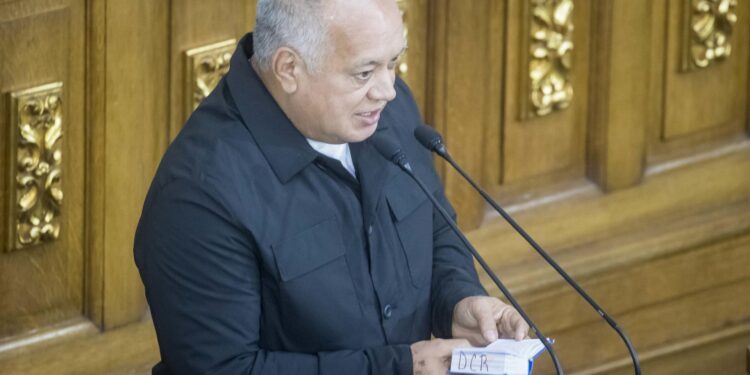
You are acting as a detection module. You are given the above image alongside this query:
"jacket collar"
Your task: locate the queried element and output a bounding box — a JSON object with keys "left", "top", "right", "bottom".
{"left": 226, "top": 33, "right": 317, "bottom": 183}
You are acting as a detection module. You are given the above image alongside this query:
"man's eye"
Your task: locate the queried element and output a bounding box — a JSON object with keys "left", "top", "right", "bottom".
{"left": 356, "top": 71, "right": 374, "bottom": 81}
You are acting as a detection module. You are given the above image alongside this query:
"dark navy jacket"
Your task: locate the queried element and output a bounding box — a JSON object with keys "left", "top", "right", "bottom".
{"left": 134, "top": 33, "right": 486, "bottom": 375}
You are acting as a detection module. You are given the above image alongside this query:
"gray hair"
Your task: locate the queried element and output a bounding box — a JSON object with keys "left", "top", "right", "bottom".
{"left": 253, "top": 0, "right": 330, "bottom": 72}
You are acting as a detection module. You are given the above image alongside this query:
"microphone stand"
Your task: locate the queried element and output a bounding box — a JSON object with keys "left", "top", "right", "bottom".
{"left": 373, "top": 140, "right": 565, "bottom": 375}
{"left": 426, "top": 137, "right": 641, "bottom": 375}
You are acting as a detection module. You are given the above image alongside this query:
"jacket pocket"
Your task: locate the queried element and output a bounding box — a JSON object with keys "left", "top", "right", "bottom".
{"left": 272, "top": 217, "right": 347, "bottom": 282}
{"left": 386, "top": 182, "right": 433, "bottom": 288}
{"left": 271, "top": 216, "right": 363, "bottom": 345}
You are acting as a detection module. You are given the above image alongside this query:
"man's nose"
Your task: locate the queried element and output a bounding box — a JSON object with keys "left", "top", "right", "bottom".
{"left": 368, "top": 69, "right": 397, "bottom": 102}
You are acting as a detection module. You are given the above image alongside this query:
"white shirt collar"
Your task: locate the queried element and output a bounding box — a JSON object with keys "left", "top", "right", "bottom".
{"left": 306, "top": 139, "right": 356, "bottom": 177}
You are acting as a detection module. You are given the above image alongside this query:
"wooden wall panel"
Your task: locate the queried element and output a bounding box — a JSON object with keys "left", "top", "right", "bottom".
{"left": 587, "top": 0, "right": 652, "bottom": 191}
{"left": 98, "top": 0, "right": 170, "bottom": 329}
{"left": 475, "top": 186, "right": 750, "bottom": 374}
{"left": 0, "top": 319, "right": 159, "bottom": 375}
{"left": 650, "top": 0, "right": 750, "bottom": 162}
{"left": 473, "top": 143, "right": 750, "bottom": 274}
{"left": 168, "top": 0, "right": 254, "bottom": 139}
{"left": 533, "top": 278, "right": 750, "bottom": 373}
{"left": 0, "top": 1, "right": 748, "bottom": 374}
{"left": 600, "top": 324, "right": 750, "bottom": 375}
{"left": 663, "top": 0, "right": 749, "bottom": 139}
{"left": 397, "top": 0, "right": 429, "bottom": 116}
{"left": 525, "top": 230, "right": 750, "bottom": 373}
{"left": 89, "top": 0, "right": 260, "bottom": 330}
{"left": 246, "top": 0, "right": 257, "bottom": 31}
{"left": 0, "top": 0, "right": 86, "bottom": 339}
{"left": 429, "top": 0, "right": 504, "bottom": 228}
{"left": 501, "top": 0, "right": 590, "bottom": 185}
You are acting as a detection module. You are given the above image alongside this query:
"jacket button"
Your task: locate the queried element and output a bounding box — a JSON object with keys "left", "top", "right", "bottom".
{"left": 383, "top": 304, "right": 393, "bottom": 319}
{"left": 368, "top": 225, "right": 373, "bottom": 235}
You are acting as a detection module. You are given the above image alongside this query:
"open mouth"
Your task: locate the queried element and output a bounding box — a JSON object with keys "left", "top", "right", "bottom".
{"left": 355, "top": 109, "right": 382, "bottom": 126}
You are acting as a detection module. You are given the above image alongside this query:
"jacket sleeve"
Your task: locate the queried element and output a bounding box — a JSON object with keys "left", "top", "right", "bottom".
{"left": 134, "top": 177, "right": 412, "bottom": 375}
{"left": 428, "top": 186, "right": 489, "bottom": 339}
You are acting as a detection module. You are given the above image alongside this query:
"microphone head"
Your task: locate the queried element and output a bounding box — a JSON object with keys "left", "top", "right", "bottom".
{"left": 369, "top": 132, "right": 403, "bottom": 162}
{"left": 369, "top": 132, "right": 411, "bottom": 170}
{"left": 414, "top": 125, "right": 446, "bottom": 155}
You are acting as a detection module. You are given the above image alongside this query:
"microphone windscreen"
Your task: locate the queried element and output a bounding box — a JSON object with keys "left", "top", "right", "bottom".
{"left": 414, "top": 125, "right": 443, "bottom": 151}
{"left": 369, "top": 132, "right": 403, "bottom": 162}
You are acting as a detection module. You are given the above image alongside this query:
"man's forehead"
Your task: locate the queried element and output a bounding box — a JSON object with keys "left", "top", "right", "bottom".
{"left": 325, "top": 0, "right": 405, "bottom": 63}
{"left": 326, "top": 0, "right": 403, "bottom": 35}
{"left": 325, "top": 0, "right": 399, "bottom": 13}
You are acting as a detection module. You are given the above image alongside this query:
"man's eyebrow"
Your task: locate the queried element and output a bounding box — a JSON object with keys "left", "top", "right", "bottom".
{"left": 354, "top": 46, "right": 408, "bottom": 68}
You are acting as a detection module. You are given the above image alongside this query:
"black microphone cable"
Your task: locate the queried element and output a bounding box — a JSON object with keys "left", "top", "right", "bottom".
{"left": 369, "top": 132, "right": 565, "bottom": 375}
{"left": 414, "top": 124, "right": 642, "bottom": 375}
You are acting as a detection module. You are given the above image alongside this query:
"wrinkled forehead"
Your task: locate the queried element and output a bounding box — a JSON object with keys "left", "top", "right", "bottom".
{"left": 325, "top": 0, "right": 406, "bottom": 64}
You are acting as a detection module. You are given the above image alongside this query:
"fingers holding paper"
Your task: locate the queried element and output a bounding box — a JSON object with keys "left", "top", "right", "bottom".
{"left": 451, "top": 296, "right": 530, "bottom": 346}
{"left": 411, "top": 338, "right": 472, "bottom": 375}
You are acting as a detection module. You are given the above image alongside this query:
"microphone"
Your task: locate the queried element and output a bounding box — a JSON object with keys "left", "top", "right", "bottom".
{"left": 414, "top": 125, "right": 642, "bottom": 375}
{"left": 369, "top": 132, "right": 565, "bottom": 375}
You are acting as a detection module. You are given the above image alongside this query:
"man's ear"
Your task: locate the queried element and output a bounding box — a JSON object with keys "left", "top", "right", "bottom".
{"left": 272, "top": 47, "right": 302, "bottom": 94}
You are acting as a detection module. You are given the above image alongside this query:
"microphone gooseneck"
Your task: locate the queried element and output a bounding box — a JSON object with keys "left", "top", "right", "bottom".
{"left": 413, "top": 125, "right": 642, "bottom": 375}
{"left": 369, "top": 132, "right": 565, "bottom": 375}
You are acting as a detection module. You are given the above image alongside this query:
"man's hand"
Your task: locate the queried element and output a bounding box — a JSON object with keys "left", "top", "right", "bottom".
{"left": 451, "top": 296, "right": 529, "bottom": 346}
{"left": 410, "top": 338, "right": 470, "bottom": 375}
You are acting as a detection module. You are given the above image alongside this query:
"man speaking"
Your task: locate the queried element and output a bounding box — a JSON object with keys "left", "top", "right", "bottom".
{"left": 134, "top": 0, "right": 528, "bottom": 374}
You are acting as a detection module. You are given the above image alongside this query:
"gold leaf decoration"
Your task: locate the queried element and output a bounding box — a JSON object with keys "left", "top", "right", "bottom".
{"left": 7, "top": 82, "right": 64, "bottom": 251}
{"left": 684, "top": 0, "right": 737, "bottom": 70}
{"left": 526, "top": 0, "right": 574, "bottom": 118}
{"left": 185, "top": 39, "right": 236, "bottom": 117}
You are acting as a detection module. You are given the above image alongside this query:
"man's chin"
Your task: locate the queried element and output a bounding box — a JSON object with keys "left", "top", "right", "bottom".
{"left": 347, "top": 126, "right": 379, "bottom": 144}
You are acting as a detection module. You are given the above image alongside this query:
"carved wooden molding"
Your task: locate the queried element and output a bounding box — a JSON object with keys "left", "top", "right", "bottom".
{"left": 185, "top": 39, "right": 236, "bottom": 116}
{"left": 7, "top": 82, "right": 64, "bottom": 251}
{"left": 682, "top": 0, "right": 738, "bottom": 71}
{"left": 521, "top": 0, "right": 574, "bottom": 119}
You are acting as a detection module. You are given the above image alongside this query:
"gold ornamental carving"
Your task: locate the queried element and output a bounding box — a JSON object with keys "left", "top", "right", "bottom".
{"left": 396, "top": 0, "right": 410, "bottom": 78}
{"left": 683, "top": 0, "right": 738, "bottom": 71}
{"left": 185, "top": 39, "right": 236, "bottom": 115}
{"left": 7, "top": 82, "right": 63, "bottom": 251}
{"left": 522, "top": 0, "right": 574, "bottom": 118}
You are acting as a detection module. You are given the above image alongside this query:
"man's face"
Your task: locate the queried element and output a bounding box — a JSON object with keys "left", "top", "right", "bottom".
{"left": 291, "top": 0, "right": 406, "bottom": 144}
